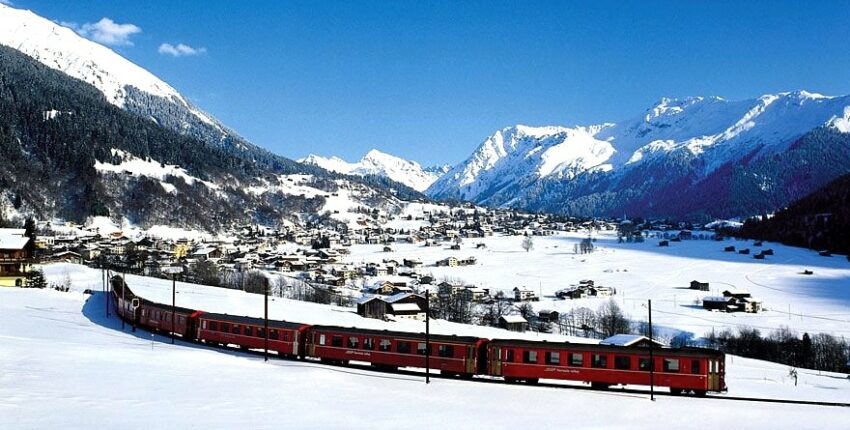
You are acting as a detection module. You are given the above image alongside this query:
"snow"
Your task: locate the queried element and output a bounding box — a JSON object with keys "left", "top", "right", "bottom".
{"left": 94, "top": 149, "right": 219, "bottom": 191}
{"left": 300, "top": 149, "right": 444, "bottom": 192}
{"left": 343, "top": 231, "right": 850, "bottom": 339}
{"left": 0, "top": 266, "right": 847, "bottom": 428}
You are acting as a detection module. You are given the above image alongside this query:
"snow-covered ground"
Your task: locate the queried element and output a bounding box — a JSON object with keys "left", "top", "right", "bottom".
{"left": 344, "top": 231, "right": 850, "bottom": 339}
{"left": 2, "top": 283, "right": 848, "bottom": 429}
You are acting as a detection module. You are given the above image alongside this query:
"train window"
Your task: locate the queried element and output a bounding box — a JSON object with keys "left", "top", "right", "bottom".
{"left": 591, "top": 354, "right": 607, "bottom": 368}
{"left": 283, "top": 331, "right": 290, "bottom": 341}
{"left": 269, "top": 329, "right": 279, "bottom": 340}
{"left": 438, "top": 344, "right": 454, "bottom": 358}
{"left": 232, "top": 325, "right": 241, "bottom": 335}
{"left": 639, "top": 358, "right": 653, "bottom": 371}
{"left": 244, "top": 326, "right": 254, "bottom": 337}
{"left": 202, "top": 321, "right": 208, "bottom": 330}
{"left": 397, "top": 341, "right": 411, "bottom": 354}
{"left": 691, "top": 360, "right": 701, "bottom": 374}
{"left": 318, "top": 334, "right": 326, "bottom": 345}
{"left": 348, "top": 337, "right": 359, "bottom": 348}
{"left": 523, "top": 350, "right": 538, "bottom": 364}
{"left": 257, "top": 328, "right": 265, "bottom": 338}
{"left": 363, "top": 338, "right": 375, "bottom": 350}
{"left": 379, "top": 339, "right": 391, "bottom": 351}
{"left": 178, "top": 316, "right": 185, "bottom": 324}
{"left": 506, "top": 350, "right": 515, "bottom": 362}
{"left": 614, "top": 356, "right": 631, "bottom": 370}
{"left": 331, "top": 335, "right": 343, "bottom": 347}
{"left": 545, "top": 351, "right": 560, "bottom": 365}
{"left": 569, "top": 353, "right": 583, "bottom": 367}
{"left": 417, "top": 343, "right": 431, "bottom": 355}
{"left": 663, "top": 358, "right": 679, "bottom": 372}
{"left": 221, "top": 323, "right": 230, "bottom": 332}
{"left": 209, "top": 321, "right": 218, "bottom": 331}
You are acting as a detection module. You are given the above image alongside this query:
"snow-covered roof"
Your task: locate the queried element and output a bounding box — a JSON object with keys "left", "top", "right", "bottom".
{"left": 390, "top": 303, "right": 421, "bottom": 313}
{"left": 0, "top": 235, "right": 29, "bottom": 250}
{"left": 500, "top": 315, "right": 527, "bottom": 324}
{"left": 600, "top": 334, "right": 662, "bottom": 347}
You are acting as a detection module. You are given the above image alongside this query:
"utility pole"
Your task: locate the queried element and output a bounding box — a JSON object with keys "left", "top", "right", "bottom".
{"left": 264, "top": 281, "right": 269, "bottom": 362}
{"left": 120, "top": 267, "right": 126, "bottom": 331}
{"left": 161, "top": 266, "right": 183, "bottom": 345}
{"left": 648, "top": 299, "right": 655, "bottom": 401}
{"left": 425, "top": 291, "right": 431, "bottom": 384}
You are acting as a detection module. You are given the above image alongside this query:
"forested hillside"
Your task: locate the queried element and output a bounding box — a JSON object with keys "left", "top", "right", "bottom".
{"left": 0, "top": 45, "right": 422, "bottom": 229}
{"left": 737, "top": 172, "right": 850, "bottom": 255}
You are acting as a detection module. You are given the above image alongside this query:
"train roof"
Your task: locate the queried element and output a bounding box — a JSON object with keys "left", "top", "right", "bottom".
{"left": 198, "top": 312, "right": 307, "bottom": 330}
{"left": 140, "top": 299, "right": 199, "bottom": 315}
{"left": 486, "top": 338, "right": 724, "bottom": 358}
{"left": 309, "top": 325, "right": 482, "bottom": 344}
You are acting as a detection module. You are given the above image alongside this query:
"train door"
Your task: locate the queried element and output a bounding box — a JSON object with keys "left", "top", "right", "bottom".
{"left": 707, "top": 358, "right": 723, "bottom": 392}
{"left": 491, "top": 347, "right": 502, "bottom": 376}
{"left": 465, "top": 345, "right": 475, "bottom": 374}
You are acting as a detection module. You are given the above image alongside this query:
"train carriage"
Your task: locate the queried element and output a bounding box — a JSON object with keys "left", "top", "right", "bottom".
{"left": 307, "top": 325, "right": 488, "bottom": 377}
{"left": 487, "top": 339, "right": 726, "bottom": 395}
{"left": 196, "top": 313, "right": 310, "bottom": 358}
{"left": 136, "top": 300, "right": 201, "bottom": 339}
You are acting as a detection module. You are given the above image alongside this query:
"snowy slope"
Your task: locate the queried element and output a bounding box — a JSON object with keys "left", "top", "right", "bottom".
{"left": 428, "top": 92, "right": 850, "bottom": 212}
{"left": 0, "top": 270, "right": 847, "bottom": 428}
{"left": 301, "top": 149, "right": 448, "bottom": 192}
{"left": 0, "top": 4, "right": 214, "bottom": 125}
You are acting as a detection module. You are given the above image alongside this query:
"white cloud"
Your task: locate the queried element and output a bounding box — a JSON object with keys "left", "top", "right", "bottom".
{"left": 158, "top": 43, "right": 207, "bottom": 57}
{"left": 72, "top": 17, "right": 142, "bottom": 46}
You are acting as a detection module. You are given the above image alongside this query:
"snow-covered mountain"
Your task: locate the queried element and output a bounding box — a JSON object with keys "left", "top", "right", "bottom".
{"left": 300, "top": 149, "right": 449, "bottom": 192}
{"left": 428, "top": 91, "right": 850, "bottom": 219}
{"left": 0, "top": 3, "right": 252, "bottom": 152}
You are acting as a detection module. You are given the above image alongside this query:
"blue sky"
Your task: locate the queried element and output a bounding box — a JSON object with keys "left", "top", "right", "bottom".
{"left": 12, "top": 0, "right": 850, "bottom": 166}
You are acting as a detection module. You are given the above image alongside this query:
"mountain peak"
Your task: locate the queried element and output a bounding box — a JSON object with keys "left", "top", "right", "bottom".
{"left": 300, "top": 150, "right": 447, "bottom": 192}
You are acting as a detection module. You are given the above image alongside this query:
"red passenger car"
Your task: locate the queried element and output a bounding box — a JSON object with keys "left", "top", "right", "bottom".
{"left": 196, "top": 313, "right": 310, "bottom": 358}
{"left": 137, "top": 300, "right": 201, "bottom": 338}
{"left": 487, "top": 339, "right": 725, "bottom": 395}
{"left": 307, "top": 326, "right": 488, "bottom": 377}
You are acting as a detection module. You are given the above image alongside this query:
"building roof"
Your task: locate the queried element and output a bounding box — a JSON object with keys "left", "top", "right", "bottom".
{"left": 0, "top": 235, "right": 29, "bottom": 250}
{"left": 390, "top": 303, "right": 421, "bottom": 313}
{"left": 600, "top": 334, "right": 664, "bottom": 347}
{"left": 500, "top": 315, "right": 528, "bottom": 324}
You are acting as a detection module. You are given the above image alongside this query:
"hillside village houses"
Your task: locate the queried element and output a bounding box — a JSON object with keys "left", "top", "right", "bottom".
{"left": 0, "top": 228, "right": 32, "bottom": 287}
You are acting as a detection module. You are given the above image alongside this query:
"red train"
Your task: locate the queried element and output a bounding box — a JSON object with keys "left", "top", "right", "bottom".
{"left": 111, "top": 277, "right": 726, "bottom": 395}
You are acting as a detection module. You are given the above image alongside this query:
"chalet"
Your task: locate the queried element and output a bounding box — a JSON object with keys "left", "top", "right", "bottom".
{"left": 499, "top": 315, "right": 528, "bottom": 332}
{"left": 402, "top": 258, "right": 423, "bottom": 268}
{"left": 689, "top": 280, "right": 710, "bottom": 291}
{"left": 724, "top": 246, "right": 736, "bottom": 252}
{"left": 458, "top": 256, "right": 477, "bottom": 266}
{"left": 460, "top": 287, "right": 489, "bottom": 302}
{"left": 0, "top": 229, "right": 31, "bottom": 287}
{"left": 762, "top": 249, "right": 774, "bottom": 256}
{"left": 738, "top": 248, "right": 750, "bottom": 255}
{"left": 513, "top": 287, "right": 538, "bottom": 302}
{"left": 47, "top": 250, "right": 83, "bottom": 264}
{"left": 436, "top": 256, "right": 458, "bottom": 267}
{"left": 191, "top": 247, "right": 222, "bottom": 261}
{"left": 537, "top": 309, "right": 560, "bottom": 323}
{"left": 438, "top": 281, "right": 464, "bottom": 297}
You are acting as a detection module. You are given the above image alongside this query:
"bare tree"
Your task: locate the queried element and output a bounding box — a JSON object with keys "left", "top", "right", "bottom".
{"left": 596, "top": 300, "right": 631, "bottom": 338}
{"left": 521, "top": 235, "right": 534, "bottom": 252}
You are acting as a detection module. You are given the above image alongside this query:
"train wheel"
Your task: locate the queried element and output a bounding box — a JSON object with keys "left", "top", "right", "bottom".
{"left": 505, "top": 377, "right": 518, "bottom": 384}
{"left": 670, "top": 388, "right": 683, "bottom": 396}
{"left": 591, "top": 382, "right": 609, "bottom": 390}
{"left": 694, "top": 390, "right": 707, "bottom": 397}
{"left": 525, "top": 378, "right": 539, "bottom": 385}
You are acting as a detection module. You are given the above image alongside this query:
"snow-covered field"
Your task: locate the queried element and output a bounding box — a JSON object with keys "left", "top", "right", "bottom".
{"left": 2, "top": 284, "right": 848, "bottom": 429}
{"left": 344, "top": 231, "right": 850, "bottom": 338}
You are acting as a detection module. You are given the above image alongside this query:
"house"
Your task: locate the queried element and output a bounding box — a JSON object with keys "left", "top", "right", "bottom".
{"left": 436, "top": 256, "right": 458, "bottom": 267}
{"left": 499, "top": 315, "right": 528, "bottom": 332}
{"left": 358, "top": 293, "right": 428, "bottom": 320}
{"left": 0, "top": 230, "right": 31, "bottom": 287}
{"left": 659, "top": 240, "right": 669, "bottom": 247}
{"left": 438, "top": 281, "right": 464, "bottom": 297}
{"left": 513, "top": 287, "right": 538, "bottom": 302}
{"left": 48, "top": 250, "right": 82, "bottom": 264}
{"left": 191, "top": 247, "right": 222, "bottom": 261}
{"left": 538, "top": 309, "right": 560, "bottom": 323}
{"left": 461, "top": 287, "right": 489, "bottom": 302}
{"left": 724, "top": 246, "right": 736, "bottom": 252}
{"left": 689, "top": 280, "right": 710, "bottom": 291}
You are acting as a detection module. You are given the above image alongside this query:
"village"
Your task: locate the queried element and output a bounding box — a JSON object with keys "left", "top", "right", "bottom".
{"left": 1, "top": 201, "right": 787, "bottom": 339}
